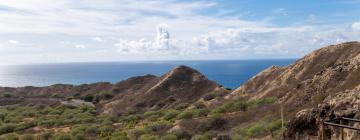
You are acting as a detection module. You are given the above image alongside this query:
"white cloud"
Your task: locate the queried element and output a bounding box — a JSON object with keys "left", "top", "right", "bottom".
{"left": 0, "top": 0, "right": 359, "bottom": 64}
{"left": 92, "top": 37, "right": 105, "bottom": 42}
{"left": 75, "top": 44, "right": 86, "bottom": 49}
{"left": 352, "top": 22, "right": 360, "bottom": 31}
{"left": 8, "top": 40, "right": 19, "bottom": 44}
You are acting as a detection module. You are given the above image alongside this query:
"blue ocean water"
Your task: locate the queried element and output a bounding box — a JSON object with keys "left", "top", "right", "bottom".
{"left": 0, "top": 60, "right": 295, "bottom": 89}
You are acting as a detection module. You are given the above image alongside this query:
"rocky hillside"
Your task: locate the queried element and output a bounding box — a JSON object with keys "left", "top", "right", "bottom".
{"left": 223, "top": 41, "right": 360, "bottom": 139}
{"left": 101, "top": 65, "right": 230, "bottom": 114}
{"left": 0, "top": 65, "right": 230, "bottom": 114}
{"left": 282, "top": 42, "right": 360, "bottom": 139}
{"left": 228, "top": 41, "right": 360, "bottom": 115}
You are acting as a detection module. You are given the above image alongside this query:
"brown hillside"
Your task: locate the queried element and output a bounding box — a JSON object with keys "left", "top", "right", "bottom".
{"left": 228, "top": 41, "right": 360, "bottom": 112}
{"left": 101, "top": 65, "right": 229, "bottom": 114}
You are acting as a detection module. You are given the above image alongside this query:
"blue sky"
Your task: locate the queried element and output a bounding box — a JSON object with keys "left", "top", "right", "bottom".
{"left": 0, "top": 0, "right": 360, "bottom": 65}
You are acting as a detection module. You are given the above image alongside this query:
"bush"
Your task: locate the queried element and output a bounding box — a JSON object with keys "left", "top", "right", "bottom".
{"left": 170, "top": 129, "right": 191, "bottom": 139}
{"left": 211, "top": 97, "right": 277, "bottom": 115}
{"left": 53, "top": 133, "right": 72, "bottom": 140}
{"left": 198, "top": 115, "right": 226, "bottom": 131}
{"left": 83, "top": 94, "right": 94, "bottom": 102}
{"left": 145, "top": 121, "right": 172, "bottom": 132}
{"left": 3, "top": 93, "right": 12, "bottom": 98}
{"left": 210, "top": 100, "right": 247, "bottom": 114}
{"left": 0, "top": 133, "right": 19, "bottom": 140}
{"left": 99, "top": 125, "right": 115, "bottom": 138}
{"left": 95, "top": 91, "right": 114, "bottom": 101}
{"left": 15, "top": 122, "right": 36, "bottom": 131}
{"left": 0, "top": 123, "right": 16, "bottom": 134}
{"left": 231, "top": 117, "right": 284, "bottom": 139}
{"left": 38, "top": 131, "right": 53, "bottom": 140}
{"left": 161, "top": 134, "right": 177, "bottom": 140}
{"left": 139, "top": 134, "right": 159, "bottom": 140}
{"left": 120, "top": 115, "right": 141, "bottom": 128}
{"left": 174, "top": 103, "right": 189, "bottom": 110}
{"left": 85, "top": 125, "right": 99, "bottom": 135}
{"left": 111, "top": 131, "right": 128, "bottom": 140}
{"left": 163, "top": 109, "right": 180, "bottom": 121}
{"left": 176, "top": 111, "right": 193, "bottom": 120}
{"left": 191, "top": 132, "right": 215, "bottom": 140}
{"left": 248, "top": 97, "right": 277, "bottom": 108}
{"left": 20, "top": 134, "right": 34, "bottom": 140}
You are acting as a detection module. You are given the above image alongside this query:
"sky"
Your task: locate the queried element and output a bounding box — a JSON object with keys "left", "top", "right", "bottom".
{"left": 0, "top": 0, "right": 360, "bottom": 65}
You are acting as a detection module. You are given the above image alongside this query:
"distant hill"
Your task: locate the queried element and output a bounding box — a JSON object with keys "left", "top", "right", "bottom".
{"left": 0, "top": 65, "right": 230, "bottom": 114}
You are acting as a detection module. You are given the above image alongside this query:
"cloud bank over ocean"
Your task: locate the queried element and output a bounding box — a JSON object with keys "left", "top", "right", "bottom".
{"left": 0, "top": 0, "right": 360, "bottom": 64}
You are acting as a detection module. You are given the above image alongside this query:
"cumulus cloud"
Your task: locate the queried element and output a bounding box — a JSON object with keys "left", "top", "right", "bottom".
{"left": 156, "top": 24, "right": 170, "bottom": 50}
{"left": 115, "top": 24, "right": 208, "bottom": 55}
{"left": 113, "top": 23, "right": 360, "bottom": 59}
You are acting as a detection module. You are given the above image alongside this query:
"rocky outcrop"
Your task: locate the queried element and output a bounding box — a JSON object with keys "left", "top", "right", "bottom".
{"left": 284, "top": 86, "right": 360, "bottom": 140}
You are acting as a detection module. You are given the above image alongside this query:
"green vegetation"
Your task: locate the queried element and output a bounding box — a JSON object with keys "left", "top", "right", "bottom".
{"left": 3, "top": 93, "right": 12, "bottom": 98}
{"left": 0, "top": 96, "right": 280, "bottom": 139}
{"left": 231, "top": 116, "right": 285, "bottom": 140}
{"left": 211, "top": 97, "right": 277, "bottom": 114}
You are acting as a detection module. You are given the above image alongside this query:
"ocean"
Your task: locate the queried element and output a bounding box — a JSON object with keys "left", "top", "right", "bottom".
{"left": 0, "top": 60, "right": 295, "bottom": 89}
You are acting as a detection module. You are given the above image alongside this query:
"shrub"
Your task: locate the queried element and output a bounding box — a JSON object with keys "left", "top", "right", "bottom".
{"left": 160, "top": 134, "right": 177, "bottom": 140}
{"left": 53, "top": 133, "right": 72, "bottom": 140}
{"left": 83, "top": 94, "right": 94, "bottom": 102}
{"left": 38, "top": 131, "right": 53, "bottom": 140}
{"left": 246, "top": 123, "right": 264, "bottom": 137}
{"left": 111, "top": 131, "right": 128, "bottom": 140}
{"left": 210, "top": 100, "right": 247, "bottom": 114}
{"left": 20, "top": 134, "right": 34, "bottom": 140}
{"left": 163, "top": 109, "right": 180, "bottom": 121}
{"left": 198, "top": 115, "right": 226, "bottom": 131}
{"left": 191, "top": 132, "right": 215, "bottom": 140}
{"left": 99, "top": 125, "right": 115, "bottom": 138}
{"left": 120, "top": 114, "right": 141, "bottom": 128}
{"left": 171, "top": 129, "right": 191, "bottom": 139}
{"left": 248, "top": 97, "right": 277, "bottom": 108}
{"left": 3, "top": 93, "right": 12, "bottom": 98}
{"left": 96, "top": 91, "right": 114, "bottom": 101}
{"left": 15, "top": 122, "right": 36, "bottom": 131}
{"left": 174, "top": 103, "right": 189, "bottom": 110}
{"left": 176, "top": 111, "right": 193, "bottom": 120}
{"left": 145, "top": 121, "right": 172, "bottom": 132}
{"left": 0, "top": 123, "right": 16, "bottom": 134}
{"left": 139, "top": 134, "right": 159, "bottom": 140}
{"left": 85, "top": 125, "right": 99, "bottom": 135}
{"left": 231, "top": 117, "right": 284, "bottom": 139}
{"left": 0, "top": 133, "right": 19, "bottom": 140}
